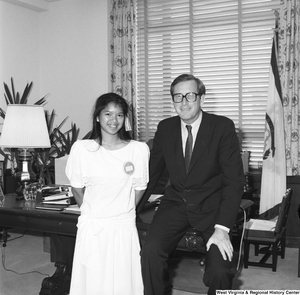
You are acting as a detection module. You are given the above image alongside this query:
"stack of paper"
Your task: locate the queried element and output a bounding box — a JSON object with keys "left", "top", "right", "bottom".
{"left": 41, "top": 185, "right": 76, "bottom": 205}
{"left": 245, "top": 218, "right": 277, "bottom": 231}
{"left": 42, "top": 185, "right": 72, "bottom": 196}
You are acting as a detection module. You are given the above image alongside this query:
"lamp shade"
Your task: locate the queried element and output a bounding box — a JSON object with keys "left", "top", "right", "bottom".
{"left": 0, "top": 105, "right": 51, "bottom": 148}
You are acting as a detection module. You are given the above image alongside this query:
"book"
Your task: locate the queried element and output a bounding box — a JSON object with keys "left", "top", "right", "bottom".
{"left": 42, "top": 185, "right": 72, "bottom": 197}
{"left": 36, "top": 205, "right": 66, "bottom": 211}
{"left": 62, "top": 204, "right": 81, "bottom": 214}
{"left": 42, "top": 197, "right": 76, "bottom": 205}
{"left": 42, "top": 193, "right": 72, "bottom": 201}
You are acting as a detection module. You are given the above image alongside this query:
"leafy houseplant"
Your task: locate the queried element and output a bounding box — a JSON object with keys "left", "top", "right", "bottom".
{"left": 0, "top": 78, "right": 83, "bottom": 188}
{"left": 33, "top": 110, "right": 83, "bottom": 185}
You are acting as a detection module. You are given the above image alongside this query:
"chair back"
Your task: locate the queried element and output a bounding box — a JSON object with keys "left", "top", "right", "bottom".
{"left": 274, "top": 188, "right": 292, "bottom": 234}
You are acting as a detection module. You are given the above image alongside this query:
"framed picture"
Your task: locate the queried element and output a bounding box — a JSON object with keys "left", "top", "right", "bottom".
{"left": 0, "top": 161, "right": 4, "bottom": 191}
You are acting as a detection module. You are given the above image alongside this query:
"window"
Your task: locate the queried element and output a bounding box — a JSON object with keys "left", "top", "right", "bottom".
{"left": 136, "top": 0, "right": 280, "bottom": 170}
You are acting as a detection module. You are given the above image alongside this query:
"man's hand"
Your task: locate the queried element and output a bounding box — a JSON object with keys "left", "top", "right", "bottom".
{"left": 206, "top": 228, "right": 233, "bottom": 261}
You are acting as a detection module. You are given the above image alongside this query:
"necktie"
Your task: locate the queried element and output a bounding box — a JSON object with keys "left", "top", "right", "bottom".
{"left": 185, "top": 125, "right": 193, "bottom": 173}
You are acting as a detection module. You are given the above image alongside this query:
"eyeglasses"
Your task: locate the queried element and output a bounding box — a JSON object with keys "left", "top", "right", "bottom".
{"left": 172, "top": 92, "right": 199, "bottom": 103}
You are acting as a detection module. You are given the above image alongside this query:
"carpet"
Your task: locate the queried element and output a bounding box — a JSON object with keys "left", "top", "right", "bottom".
{"left": 169, "top": 246, "right": 300, "bottom": 293}
{"left": 1, "top": 230, "right": 299, "bottom": 295}
{"left": 233, "top": 247, "right": 300, "bottom": 290}
{"left": 0, "top": 230, "right": 55, "bottom": 295}
{"left": 169, "top": 251, "right": 208, "bottom": 294}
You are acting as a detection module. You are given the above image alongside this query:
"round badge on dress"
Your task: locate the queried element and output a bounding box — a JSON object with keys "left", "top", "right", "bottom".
{"left": 124, "top": 161, "right": 135, "bottom": 175}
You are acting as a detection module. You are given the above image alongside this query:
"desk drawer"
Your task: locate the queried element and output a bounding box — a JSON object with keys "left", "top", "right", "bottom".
{"left": 0, "top": 213, "right": 77, "bottom": 236}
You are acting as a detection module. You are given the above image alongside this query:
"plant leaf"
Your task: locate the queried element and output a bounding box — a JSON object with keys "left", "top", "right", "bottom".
{"left": 34, "top": 94, "right": 49, "bottom": 106}
{"left": 3, "top": 82, "right": 13, "bottom": 104}
{"left": 4, "top": 94, "right": 10, "bottom": 105}
{"left": 15, "top": 92, "right": 20, "bottom": 104}
{"left": 20, "top": 82, "right": 33, "bottom": 104}
{"left": 55, "top": 116, "right": 69, "bottom": 131}
{"left": 45, "top": 110, "right": 56, "bottom": 134}
{"left": 11, "top": 77, "right": 16, "bottom": 101}
{"left": 0, "top": 108, "right": 6, "bottom": 119}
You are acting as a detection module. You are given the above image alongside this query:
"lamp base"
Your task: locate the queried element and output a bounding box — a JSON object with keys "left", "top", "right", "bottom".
{"left": 15, "top": 149, "right": 36, "bottom": 196}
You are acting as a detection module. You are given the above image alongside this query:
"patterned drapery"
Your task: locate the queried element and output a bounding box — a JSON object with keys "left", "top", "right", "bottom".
{"left": 279, "top": 0, "right": 300, "bottom": 176}
{"left": 110, "top": 0, "right": 137, "bottom": 138}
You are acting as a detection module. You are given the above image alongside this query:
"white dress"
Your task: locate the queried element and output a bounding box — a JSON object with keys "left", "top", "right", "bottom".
{"left": 65, "top": 139, "right": 149, "bottom": 295}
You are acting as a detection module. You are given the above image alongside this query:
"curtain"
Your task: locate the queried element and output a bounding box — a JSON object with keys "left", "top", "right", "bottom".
{"left": 279, "top": 0, "right": 300, "bottom": 176}
{"left": 110, "top": 0, "right": 137, "bottom": 138}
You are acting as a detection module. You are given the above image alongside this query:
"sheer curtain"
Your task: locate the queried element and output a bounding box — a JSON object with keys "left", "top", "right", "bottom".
{"left": 110, "top": 0, "right": 137, "bottom": 137}
{"left": 279, "top": 0, "right": 300, "bottom": 176}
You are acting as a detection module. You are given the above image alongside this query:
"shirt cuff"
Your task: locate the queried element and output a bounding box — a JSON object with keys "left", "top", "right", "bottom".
{"left": 214, "top": 224, "right": 230, "bottom": 233}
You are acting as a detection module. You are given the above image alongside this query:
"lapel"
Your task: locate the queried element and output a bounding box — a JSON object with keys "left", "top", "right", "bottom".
{"left": 188, "top": 111, "right": 211, "bottom": 175}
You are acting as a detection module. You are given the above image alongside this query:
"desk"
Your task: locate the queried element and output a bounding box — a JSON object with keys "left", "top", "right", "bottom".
{"left": 0, "top": 194, "right": 77, "bottom": 295}
{"left": 0, "top": 195, "right": 78, "bottom": 236}
{"left": 0, "top": 194, "right": 253, "bottom": 295}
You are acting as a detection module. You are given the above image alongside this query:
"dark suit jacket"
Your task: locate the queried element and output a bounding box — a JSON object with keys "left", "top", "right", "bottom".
{"left": 139, "top": 111, "right": 244, "bottom": 232}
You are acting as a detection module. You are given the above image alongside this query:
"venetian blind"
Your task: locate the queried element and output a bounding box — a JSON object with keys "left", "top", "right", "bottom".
{"left": 136, "top": 0, "right": 280, "bottom": 169}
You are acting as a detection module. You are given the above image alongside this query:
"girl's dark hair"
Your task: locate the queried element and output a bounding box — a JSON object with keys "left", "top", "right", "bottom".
{"left": 89, "top": 92, "right": 132, "bottom": 144}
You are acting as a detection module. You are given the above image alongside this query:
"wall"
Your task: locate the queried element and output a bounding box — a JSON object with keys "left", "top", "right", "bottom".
{"left": 0, "top": 1, "right": 40, "bottom": 111}
{"left": 39, "top": 0, "right": 109, "bottom": 137}
{"left": 0, "top": 0, "right": 109, "bottom": 138}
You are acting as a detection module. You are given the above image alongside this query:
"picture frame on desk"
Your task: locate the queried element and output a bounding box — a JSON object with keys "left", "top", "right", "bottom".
{"left": 0, "top": 160, "right": 4, "bottom": 192}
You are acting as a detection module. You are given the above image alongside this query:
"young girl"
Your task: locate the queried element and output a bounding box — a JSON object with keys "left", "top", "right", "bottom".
{"left": 66, "top": 93, "right": 149, "bottom": 295}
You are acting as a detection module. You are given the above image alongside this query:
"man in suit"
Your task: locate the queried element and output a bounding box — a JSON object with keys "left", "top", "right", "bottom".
{"left": 139, "top": 74, "right": 245, "bottom": 295}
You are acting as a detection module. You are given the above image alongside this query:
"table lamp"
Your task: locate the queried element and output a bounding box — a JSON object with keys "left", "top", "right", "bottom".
{"left": 0, "top": 105, "right": 51, "bottom": 195}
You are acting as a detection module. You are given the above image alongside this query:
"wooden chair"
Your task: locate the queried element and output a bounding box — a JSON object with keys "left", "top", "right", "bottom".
{"left": 243, "top": 188, "right": 292, "bottom": 272}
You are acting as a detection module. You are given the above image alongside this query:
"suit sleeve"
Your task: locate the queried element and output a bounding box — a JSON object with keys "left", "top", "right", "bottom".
{"left": 216, "top": 119, "right": 244, "bottom": 230}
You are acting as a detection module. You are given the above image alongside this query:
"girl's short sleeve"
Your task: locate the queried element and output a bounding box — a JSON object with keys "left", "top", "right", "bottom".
{"left": 132, "top": 142, "right": 150, "bottom": 190}
{"left": 65, "top": 141, "right": 85, "bottom": 188}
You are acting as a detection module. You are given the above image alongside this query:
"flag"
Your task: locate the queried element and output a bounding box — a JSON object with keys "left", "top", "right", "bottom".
{"left": 259, "top": 33, "right": 286, "bottom": 219}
